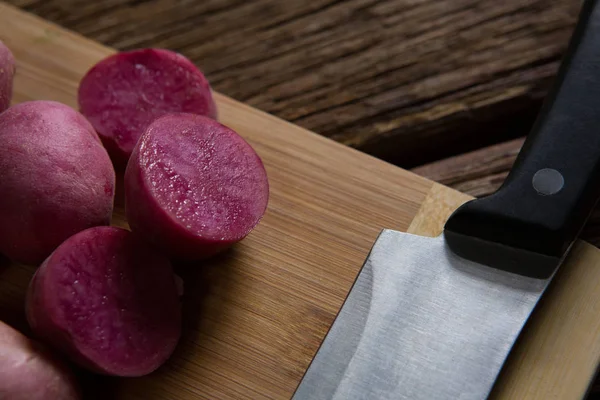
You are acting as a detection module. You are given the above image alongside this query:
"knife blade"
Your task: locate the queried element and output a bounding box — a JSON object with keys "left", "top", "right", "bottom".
{"left": 292, "top": 1, "right": 600, "bottom": 399}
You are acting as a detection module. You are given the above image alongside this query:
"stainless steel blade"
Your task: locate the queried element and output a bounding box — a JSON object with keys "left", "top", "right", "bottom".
{"left": 293, "top": 230, "right": 550, "bottom": 400}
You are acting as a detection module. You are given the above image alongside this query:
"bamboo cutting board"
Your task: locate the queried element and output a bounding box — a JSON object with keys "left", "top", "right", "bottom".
{"left": 1, "top": 3, "right": 600, "bottom": 399}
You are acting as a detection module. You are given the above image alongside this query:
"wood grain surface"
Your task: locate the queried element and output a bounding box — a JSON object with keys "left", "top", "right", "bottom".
{"left": 412, "top": 138, "right": 523, "bottom": 197}
{"left": 3, "top": 2, "right": 600, "bottom": 399}
{"left": 0, "top": 3, "right": 433, "bottom": 399}
{"left": 5, "top": 0, "right": 582, "bottom": 167}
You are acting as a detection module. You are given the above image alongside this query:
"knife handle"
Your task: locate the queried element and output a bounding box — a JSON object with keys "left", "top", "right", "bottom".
{"left": 444, "top": 0, "right": 600, "bottom": 278}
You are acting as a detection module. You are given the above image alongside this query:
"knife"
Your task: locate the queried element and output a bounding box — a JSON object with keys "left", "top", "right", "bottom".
{"left": 292, "top": 1, "right": 600, "bottom": 399}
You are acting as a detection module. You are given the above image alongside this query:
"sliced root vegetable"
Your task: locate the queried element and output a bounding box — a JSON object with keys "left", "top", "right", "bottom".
{"left": 78, "top": 48, "right": 217, "bottom": 167}
{"left": 0, "top": 100, "right": 114, "bottom": 265}
{"left": 0, "top": 321, "right": 80, "bottom": 400}
{"left": 0, "top": 40, "right": 15, "bottom": 113}
{"left": 125, "top": 113, "right": 269, "bottom": 260}
{"left": 26, "top": 226, "right": 181, "bottom": 377}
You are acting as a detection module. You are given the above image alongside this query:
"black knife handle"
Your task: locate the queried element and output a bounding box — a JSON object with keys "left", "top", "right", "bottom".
{"left": 444, "top": 0, "right": 600, "bottom": 278}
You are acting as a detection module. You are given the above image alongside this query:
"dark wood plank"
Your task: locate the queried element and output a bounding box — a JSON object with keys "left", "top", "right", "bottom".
{"left": 411, "top": 137, "right": 522, "bottom": 196}
{"left": 7, "top": 0, "right": 581, "bottom": 167}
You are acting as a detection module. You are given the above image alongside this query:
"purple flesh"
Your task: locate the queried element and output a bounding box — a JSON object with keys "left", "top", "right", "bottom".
{"left": 26, "top": 226, "right": 181, "bottom": 377}
{"left": 125, "top": 113, "right": 269, "bottom": 260}
{"left": 78, "top": 48, "right": 217, "bottom": 167}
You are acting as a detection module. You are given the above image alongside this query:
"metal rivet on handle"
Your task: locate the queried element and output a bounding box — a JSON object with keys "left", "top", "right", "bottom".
{"left": 532, "top": 168, "right": 564, "bottom": 196}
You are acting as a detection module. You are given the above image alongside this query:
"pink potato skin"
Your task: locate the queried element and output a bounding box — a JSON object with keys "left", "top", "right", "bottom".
{"left": 78, "top": 48, "right": 217, "bottom": 168}
{"left": 0, "top": 101, "right": 114, "bottom": 265}
{"left": 26, "top": 226, "right": 181, "bottom": 377}
{"left": 0, "top": 40, "right": 15, "bottom": 112}
{"left": 0, "top": 321, "right": 80, "bottom": 400}
{"left": 125, "top": 113, "right": 269, "bottom": 260}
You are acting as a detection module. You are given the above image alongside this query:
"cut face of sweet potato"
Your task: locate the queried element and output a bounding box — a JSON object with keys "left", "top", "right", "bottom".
{"left": 125, "top": 113, "right": 269, "bottom": 260}
{"left": 78, "top": 48, "right": 217, "bottom": 167}
{"left": 26, "top": 226, "right": 181, "bottom": 377}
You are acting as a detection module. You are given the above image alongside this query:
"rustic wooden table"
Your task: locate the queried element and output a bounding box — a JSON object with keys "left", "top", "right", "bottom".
{"left": 7, "top": 0, "right": 600, "bottom": 396}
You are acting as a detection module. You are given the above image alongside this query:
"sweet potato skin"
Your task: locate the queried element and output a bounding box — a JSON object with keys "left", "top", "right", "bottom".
{"left": 0, "top": 321, "right": 80, "bottom": 400}
{"left": 0, "top": 100, "right": 115, "bottom": 264}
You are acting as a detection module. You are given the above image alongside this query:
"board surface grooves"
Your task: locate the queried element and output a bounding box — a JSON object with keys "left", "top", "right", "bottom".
{"left": 0, "top": 3, "right": 600, "bottom": 399}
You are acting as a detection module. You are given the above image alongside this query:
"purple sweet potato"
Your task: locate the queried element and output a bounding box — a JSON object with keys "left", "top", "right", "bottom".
{"left": 78, "top": 48, "right": 217, "bottom": 167}
{"left": 0, "top": 321, "right": 80, "bottom": 400}
{"left": 125, "top": 113, "right": 269, "bottom": 260}
{"left": 0, "top": 40, "right": 15, "bottom": 113}
{"left": 26, "top": 226, "right": 181, "bottom": 377}
{"left": 0, "top": 100, "right": 114, "bottom": 265}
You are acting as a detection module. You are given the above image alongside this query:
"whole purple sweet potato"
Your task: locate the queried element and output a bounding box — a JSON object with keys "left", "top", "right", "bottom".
{"left": 78, "top": 48, "right": 217, "bottom": 167}
{"left": 26, "top": 226, "right": 181, "bottom": 377}
{"left": 0, "top": 40, "right": 15, "bottom": 112}
{"left": 0, "top": 100, "right": 115, "bottom": 264}
{"left": 0, "top": 321, "right": 80, "bottom": 400}
{"left": 125, "top": 113, "right": 269, "bottom": 260}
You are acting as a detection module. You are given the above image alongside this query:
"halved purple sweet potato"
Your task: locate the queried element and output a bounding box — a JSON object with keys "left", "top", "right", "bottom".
{"left": 0, "top": 40, "right": 15, "bottom": 113}
{"left": 125, "top": 113, "right": 269, "bottom": 260}
{"left": 0, "top": 321, "right": 80, "bottom": 400}
{"left": 26, "top": 226, "right": 181, "bottom": 377}
{"left": 78, "top": 48, "right": 217, "bottom": 167}
{"left": 0, "top": 100, "right": 114, "bottom": 265}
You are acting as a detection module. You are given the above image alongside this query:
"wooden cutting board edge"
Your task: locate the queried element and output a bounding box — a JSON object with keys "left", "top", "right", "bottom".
{"left": 2, "top": 2, "right": 600, "bottom": 398}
